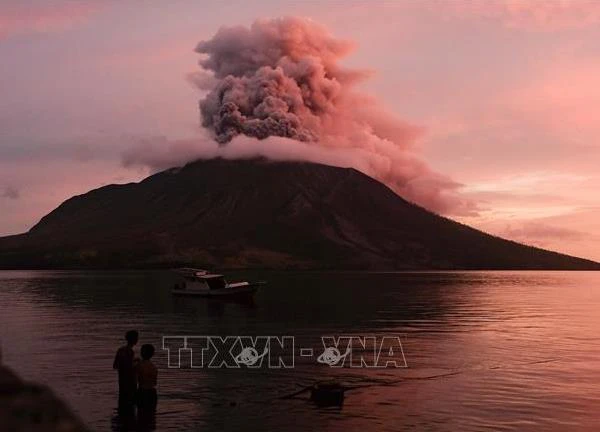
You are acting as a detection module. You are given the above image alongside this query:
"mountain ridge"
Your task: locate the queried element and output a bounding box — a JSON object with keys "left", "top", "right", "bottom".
{"left": 0, "top": 158, "right": 598, "bottom": 270}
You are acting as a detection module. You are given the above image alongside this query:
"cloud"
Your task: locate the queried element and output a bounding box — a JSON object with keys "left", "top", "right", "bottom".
{"left": 433, "top": 0, "right": 600, "bottom": 31}
{"left": 0, "top": 0, "right": 102, "bottom": 40}
{"left": 502, "top": 222, "right": 585, "bottom": 247}
{"left": 1, "top": 186, "right": 20, "bottom": 200}
{"left": 122, "top": 132, "right": 478, "bottom": 217}
{"left": 502, "top": 58, "right": 600, "bottom": 150}
{"left": 462, "top": 172, "right": 591, "bottom": 194}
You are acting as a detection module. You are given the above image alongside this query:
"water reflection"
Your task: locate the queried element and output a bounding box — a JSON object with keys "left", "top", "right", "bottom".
{"left": 1, "top": 271, "right": 600, "bottom": 430}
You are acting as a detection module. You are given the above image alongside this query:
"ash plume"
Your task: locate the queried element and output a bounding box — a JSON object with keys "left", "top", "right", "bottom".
{"left": 196, "top": 17, "right": 358, "bottom": 145}
{"left": 128, "top": 17, "right": 475, "bottom": 216}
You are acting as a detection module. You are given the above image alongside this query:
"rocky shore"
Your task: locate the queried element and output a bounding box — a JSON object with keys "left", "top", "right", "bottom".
{"left": 0, "top": 364, "right": 88, "bottom": 432}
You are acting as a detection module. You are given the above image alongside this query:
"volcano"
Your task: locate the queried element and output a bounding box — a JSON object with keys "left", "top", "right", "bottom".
{"left": 0, "top": 158, "right": 598, "bottom": 270}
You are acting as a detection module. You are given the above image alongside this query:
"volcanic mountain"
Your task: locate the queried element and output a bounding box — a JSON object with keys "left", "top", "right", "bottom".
{"left": 0, "top": 158, "right": 598, "bottom": 270}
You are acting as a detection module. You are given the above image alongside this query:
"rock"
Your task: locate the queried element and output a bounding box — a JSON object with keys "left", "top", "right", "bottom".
{"left": 0, "top": 365, "right": 89, "bottom": 432}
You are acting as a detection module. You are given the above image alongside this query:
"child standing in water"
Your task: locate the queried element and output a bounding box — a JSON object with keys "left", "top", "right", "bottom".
{"left": 113, "top": 330, "right": 139, "bottom": 414}
{"left": 137, "top": 344, "right": 158, "bottom": 412}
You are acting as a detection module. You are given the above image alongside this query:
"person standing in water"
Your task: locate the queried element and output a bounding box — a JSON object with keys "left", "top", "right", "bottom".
{"left": 137, "top": 344, "right": 158, "bottom": 412}
{"left": 113, "top": 330, "right": 139, "bottom": 414}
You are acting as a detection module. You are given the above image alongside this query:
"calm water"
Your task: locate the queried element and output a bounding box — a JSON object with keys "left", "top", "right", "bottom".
{"left": 1, "top": 270, "right": 600, "bottom": 431}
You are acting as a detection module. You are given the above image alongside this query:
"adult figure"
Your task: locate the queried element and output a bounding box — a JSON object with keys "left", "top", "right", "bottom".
{"left": 113, "top": 330, "right": 139, "bottom": 414}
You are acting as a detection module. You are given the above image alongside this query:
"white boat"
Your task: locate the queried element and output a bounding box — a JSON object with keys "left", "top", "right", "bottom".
{"left": 171, "top": 268, "right": 264, "bottom": 298}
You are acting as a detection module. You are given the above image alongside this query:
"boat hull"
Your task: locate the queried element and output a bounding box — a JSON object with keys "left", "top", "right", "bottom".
{"left": 171, "top": 283, "right": 261, "bottom": 298}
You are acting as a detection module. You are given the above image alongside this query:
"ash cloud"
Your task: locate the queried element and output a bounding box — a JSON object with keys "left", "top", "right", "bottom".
{"left": 126, "top": 17, "right": 475, "bottom": 216}
{"left": 196, "top": 17, "right": 357, "bottom": 144}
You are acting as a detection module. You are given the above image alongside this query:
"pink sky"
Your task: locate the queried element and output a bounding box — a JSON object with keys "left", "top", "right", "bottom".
{"left": 0, "top": 0, "right": 599, "bottom": 261}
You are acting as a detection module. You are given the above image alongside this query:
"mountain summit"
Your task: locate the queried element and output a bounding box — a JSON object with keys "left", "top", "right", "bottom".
{"left": 0, "top": 158, "right": 598, "bottom": 270}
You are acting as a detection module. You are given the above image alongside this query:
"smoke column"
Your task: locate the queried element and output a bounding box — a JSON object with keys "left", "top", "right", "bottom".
{"left": 125, "top": 17, "right": 474, "bottom": 215}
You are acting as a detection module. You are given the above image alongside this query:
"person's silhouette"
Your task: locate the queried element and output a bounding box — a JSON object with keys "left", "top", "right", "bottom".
{"left": 113, "top": 330, "right": 139, "bottom": 415}
{"left": 137, "top": 344, "right": 158, "bottom": 411}
{"left": 137, "top": 344, "right": 158, "bottom": 429}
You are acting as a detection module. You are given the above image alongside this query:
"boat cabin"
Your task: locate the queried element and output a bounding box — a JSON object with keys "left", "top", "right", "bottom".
{"left": 173, "top": 268, "right": 228, "bottom": 291}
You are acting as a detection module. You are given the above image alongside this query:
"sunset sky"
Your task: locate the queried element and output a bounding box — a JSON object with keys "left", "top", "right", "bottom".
{"left": 1, "top": 0, "right": 599, "bottom": 261}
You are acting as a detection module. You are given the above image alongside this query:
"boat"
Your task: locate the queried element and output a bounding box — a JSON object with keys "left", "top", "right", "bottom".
{"left": 171, "top": 268, "right": 264, "bottom": 298}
